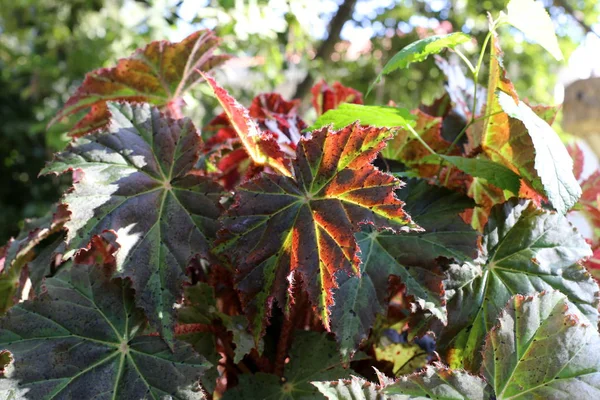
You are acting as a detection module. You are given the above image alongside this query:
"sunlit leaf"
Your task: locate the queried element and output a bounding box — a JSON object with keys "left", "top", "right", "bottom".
{"left": 375, "top": 343, "right": 428, "bottom": 377}
{"left": 0, "top": 262, "right": 211, "bottom": 399}
{"left": 497, "top": 91, "right": 581, "bottom": 213}
{"left": 440, "top": 199, "right": 596, "bottom": 371}
{"left": 42, "top": 102, "right": 223, "bottom": 345}
{"left": 384, "top": 364, "right": 492, "bottom": 399}
{"left": 309, "top": 104, "right": 415, "bottom": 132}
{"left": 483, "top": 291, "right": 600, "bottom": 398}
{"left": 505, "top": 0, "right": 564, "bottom": 61}
{"left": 202, "top": 72, "right": 293, "bottom": 177}
{"left": 216, "top": 123, "right": 419, "bottom": 341}
{"left": 49, "top": 30, "right": 229, "bottom": 136}
{"left": 330, "top": 179, "right": 478, "bottom": 361}
{"left": 313, "top": 374, "right": 395, "bottom": 400}
{"left": 370, "top": 33, "right": 471, "bottom": 92}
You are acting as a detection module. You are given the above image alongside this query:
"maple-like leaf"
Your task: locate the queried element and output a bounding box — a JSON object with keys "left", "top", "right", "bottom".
{"left": 439, "top": 199, "right": 597, "bottom": 371}
{"left": 49, "top": 30, "right": 229, "bottom": 136}
{"left": 202, "top": 73, "right": 293, "bottom": 178}
{"left": 384, "top": 364, "right": 492, "bottom": 399}
{"left": 222, "top": 331, "right": 367, "bottom": 400}
{"left": 330, "top": 179, "right": 478, "bottom": 360}
{"left": 216, "top": 123, "right": 419, "bottom": 341}
{"left": 483, "top": 291, "right": 600, "bottom": 399}
{"left": 311, "top": 80, "right": 364, "bottom": 117}
{"left": 0, "top": 262, "right": 211, "bottom": 399}
{"left": 42, "top": 102, "right": 223, "bottom": 345}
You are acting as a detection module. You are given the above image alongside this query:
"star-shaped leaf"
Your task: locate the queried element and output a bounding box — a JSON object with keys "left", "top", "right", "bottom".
{"left": 483, "top": 291, "right": 600, "bottom": 399}
{"left": 330, "top": 180, "right": 478, "bottom": 360}
{"left": 440, "top": 199, "right": 597, "bottom": 371}
{"left": 0, "top": 262, "right": 211, "bottom": 399}
{"left": 216, "top": 123, "right": 419, "bottom": 341}
{"left": 222, "top": 331, "right": 366, "bottom": 400}
{"left": 42, "top": 102, "right": 223, "bottom": 345}
{"left": 49, "top": 30, "right": 229, "bottom": 136}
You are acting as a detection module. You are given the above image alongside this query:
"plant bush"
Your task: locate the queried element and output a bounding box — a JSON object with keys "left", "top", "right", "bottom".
{"left": 1, "top": 2, "right": 600, "bottom": 399}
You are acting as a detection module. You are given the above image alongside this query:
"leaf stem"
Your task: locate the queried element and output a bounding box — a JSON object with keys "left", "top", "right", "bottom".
{"left": 405, "top": 122, "right": 438, "bottom": 156}
{"left": 454, "top": 48, "right": 476, "bottom": 74}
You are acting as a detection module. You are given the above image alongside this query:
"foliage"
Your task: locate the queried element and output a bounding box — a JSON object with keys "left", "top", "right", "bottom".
{"left": 1, "top": 1, "right": 600, "bottom": 399}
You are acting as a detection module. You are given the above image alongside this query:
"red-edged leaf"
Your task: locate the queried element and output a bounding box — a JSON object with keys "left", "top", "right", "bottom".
{"left": 204, "top": 93, "right": 307, "bottom": 188}
{"left": 201, "top": 72, "right": 293, "bottom": 178}
{"left": 216, "top": 123, "right": 420, "bottom": 341}
{"left": 311, "top": 80, "right": 364, "bottom": 117}
{"left": 248, "top": 93, "right": 307, "bottom": 148}
{"left": 49, "top": 30, "right": 230, "bottom": 136}
{"left": 568, "top": 143, "right": 585, "bottom": 181}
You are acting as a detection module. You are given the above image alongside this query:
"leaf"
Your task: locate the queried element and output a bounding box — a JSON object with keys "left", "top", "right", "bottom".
{"left": 312, "top": 375, "right": 395, "bottom": 400}
{"left": 42, "top": 102, "right": 223, "bottom": 345}
{"left": 330, "top": 180, "right": 478, "bottom": 361}
{"left": 0, "top": 205, "right": 69, "bottom": 314}
{"left": 382, "top": 110, "right": 455, "bottom": 179}
{"left": 370, "top": 33, "right": 471, "bottom": 93}
{"left": 179, "top": 283, "right": 259, "bottom": 364}
{"left": 201, "top": 72, "right": 293, "bottom": 177}
{"left": 497, "top": 91, "right": 580, "bottom": 214}
{"left": 311, "top": 80, "right": 364, "bottom": 117}
{"left": 440, "top": 199, "right": 597, "bottom": 371}
{"left": 567, "top": 143, "right": 585, "bottom": 181}
{"left": 506, "top": 0, "right": 564, "bottom": 61}
{"left": 375, "top": 343, "right": 428, "bottom": 376}
{"left": 483, "top": 291, "right": 600, "bottom": 399}
{"left": 204, "top": 92, "right": 307, "bottom": 189}
{"left": 437, "top": 155, "right": 521, "bottom": 194}
{"left": 0, "top": 262, "right": 211, "bottom": 399}
{"left": 49, "top": 30, "right": 229, "bottom": 136}
{"left": 384, "top": 364, "right": 491, "bottom": 399}
{"left": 222, "top": 331, "right": 365, "bottom": 400}
{"left": 216, "top": 123, "right": 419, "bottom": 341}
{"left": 309, "top": 104, "right": 415, "bottom": 132}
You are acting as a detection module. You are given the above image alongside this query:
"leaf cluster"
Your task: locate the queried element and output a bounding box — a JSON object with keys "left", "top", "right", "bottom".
{"left": 1, "top": 2, "right": 600, "bottom": 399}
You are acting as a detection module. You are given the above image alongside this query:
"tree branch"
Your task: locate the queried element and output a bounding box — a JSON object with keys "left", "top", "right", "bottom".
{"left": 292, "top": 0, "right": 358, "bottom": 100}
{"left": 553, "top": 0, "right": 600, "bottom": 38}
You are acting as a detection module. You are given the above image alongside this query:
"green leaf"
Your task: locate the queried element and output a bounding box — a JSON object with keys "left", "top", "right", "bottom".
{"left": 0, "top": 263, "right": 211, "bottom": 399}
{"left": 375, "top": 343, "right": 428, "bottom": 376}
{"left": 49, "top": 30, "right": 230, "bottom": 136}
{"left": 42, "top": 102, "right": 223, "bottom": 345}
{"left": 384, "top": 364, "right": 492, "bottom": 399}
{"left": 216, "top": 124, "right": 419, "bottom": 342}
{"left": 497, "top": 91, "right": 581, "bottom": 214}
{"left": 330, "top": 180, "right": 478, "bottom": 360}
{"left": 483, "top": 291, "right": 600, "bottom": 399}
{"left": 369, "top": 33, "right": 471, "bottom": 93}
{"left": 309, "top": 104, "right": 415, "bottom": 132}
{"left": 505, "top": 0, "right": 564, "bottom": 61}
{"left": 312, "top": 375, "right": 395, "bottom": 400}
{"left": 222, "top": 331, "right": 365, "bottom": 400}
{"left": 437, "top": 155, "right": 521, "bottom": 194}
{"left": 440, "top": 199, "right": 596, "bottom": 371}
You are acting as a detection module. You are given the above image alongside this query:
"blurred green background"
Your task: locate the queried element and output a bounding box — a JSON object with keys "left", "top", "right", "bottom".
{"left": 1, "top": 0, "right": 598, "bottom": 242}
